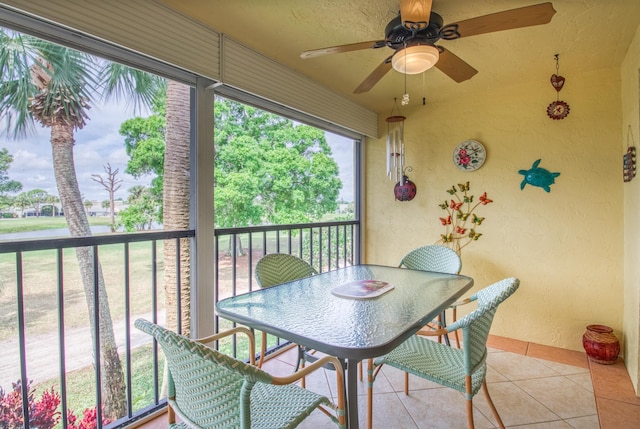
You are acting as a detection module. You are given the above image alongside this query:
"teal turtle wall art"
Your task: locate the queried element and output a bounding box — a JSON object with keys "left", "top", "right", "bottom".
{"left": 518, "top": 159, "right": 560, "bottom": 192}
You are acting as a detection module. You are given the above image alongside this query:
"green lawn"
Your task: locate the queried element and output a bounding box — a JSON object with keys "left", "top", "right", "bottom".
{"left": 32, "top": 344, "right": 166, "bottom": 422}
{"left": 0, "top": 240, "right": 165, "bottom": 341}
{"left": 0, "top": 216, "right": 112, "bottom": 234}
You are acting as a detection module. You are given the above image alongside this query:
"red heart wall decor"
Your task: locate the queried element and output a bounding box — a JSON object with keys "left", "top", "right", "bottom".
{"left": 550, "top": 74, "right": 565, "bottom": 92}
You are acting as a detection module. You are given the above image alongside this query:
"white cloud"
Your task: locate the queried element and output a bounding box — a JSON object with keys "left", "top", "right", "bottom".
{"left": 1, "top": 99, "right": 151, "bottom": 201}
{"left": 12, "top": 149, "right": 52, "bottom": 171}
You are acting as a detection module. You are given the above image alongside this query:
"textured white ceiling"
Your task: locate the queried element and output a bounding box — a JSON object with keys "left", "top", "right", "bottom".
{"left": 159, "top": 0, "right": 640, "bottom": 113}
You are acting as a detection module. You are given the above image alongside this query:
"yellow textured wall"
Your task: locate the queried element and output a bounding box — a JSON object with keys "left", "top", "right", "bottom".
{"left": 622, "top": 25, "right": 640, "bottom": 392}
{"left": 364, "top": 68, "right": 623, "bottom": 352}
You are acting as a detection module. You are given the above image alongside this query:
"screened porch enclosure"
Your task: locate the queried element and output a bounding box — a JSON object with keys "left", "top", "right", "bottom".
{"left": 0, "top": 2, "right": 371, "bottom": 428}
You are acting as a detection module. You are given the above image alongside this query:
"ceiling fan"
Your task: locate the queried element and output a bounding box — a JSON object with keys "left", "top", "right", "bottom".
{"left": 300, "top": 1, "right": 556, "bottom": 94}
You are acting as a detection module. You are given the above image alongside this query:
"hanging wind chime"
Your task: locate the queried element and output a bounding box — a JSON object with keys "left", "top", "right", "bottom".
{"left": 386, "top": 98, "right": 416, "bottom": 201}
{"left": 547, "top": 54, "right": 570, "bottom": 120}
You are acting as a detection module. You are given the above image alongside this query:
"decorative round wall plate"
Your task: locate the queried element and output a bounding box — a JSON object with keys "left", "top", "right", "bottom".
{"left": 453, "top": 140, "right": 486, "bottom": 171}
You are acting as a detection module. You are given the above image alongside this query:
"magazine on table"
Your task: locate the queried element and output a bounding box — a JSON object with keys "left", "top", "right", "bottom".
{"left": 331, "top": 280, "right": 394, "bottom": 299}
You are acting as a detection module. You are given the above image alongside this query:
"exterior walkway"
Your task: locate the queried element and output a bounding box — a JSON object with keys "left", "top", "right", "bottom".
{"left": 0, "top": 311, "right": 163, "bottom": 388}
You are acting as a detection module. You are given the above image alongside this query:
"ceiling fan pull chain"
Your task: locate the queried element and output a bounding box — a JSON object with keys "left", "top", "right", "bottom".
{"left": 402, "top": 43, "right": 410, "bottom": 105}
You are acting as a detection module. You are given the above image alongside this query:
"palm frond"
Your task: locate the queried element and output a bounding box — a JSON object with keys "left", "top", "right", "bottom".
{"left": 0, "top": 29, "right": 40, "bottom": 137}
{"left": 100, "top": 63, "right": 166, "bottom": 114}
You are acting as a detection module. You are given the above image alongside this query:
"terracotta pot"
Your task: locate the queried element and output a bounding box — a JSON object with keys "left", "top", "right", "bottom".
{"left": 582, "top": 324, "right": 620, "bottom": 365}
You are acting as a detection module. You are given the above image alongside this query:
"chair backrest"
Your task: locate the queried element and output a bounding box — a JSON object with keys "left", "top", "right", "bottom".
{"left": 447, "top": 278, "right": 520, "bottom": 373}
{"left": 134, "top": 318, "right": 273, "bottom": 429}
{"left": 254, "top": 253, "right": 317, "bottom": 288}
{"left": 399, "top": 245, "right": 462, "bottom": 274}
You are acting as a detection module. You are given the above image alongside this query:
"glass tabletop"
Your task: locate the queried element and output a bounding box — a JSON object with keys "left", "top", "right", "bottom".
{"left": 216, "top": 264, "right": 473, "bottom": 360}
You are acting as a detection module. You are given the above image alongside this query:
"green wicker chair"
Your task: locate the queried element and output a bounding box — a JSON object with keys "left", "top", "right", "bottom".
{"left": 366, "top": 277, "right": 520, "bottom": 429}
{"left": 399, "top": 244, "right": 462, "bottom": 345}
{"left": 366, "top": 245, "right": 462, "bottom": 386}
{"left": 357, "top": 245, "right": 463, "bottom": 381}
{"left": 254, "top": 253, "right": 318, "bottom": 370}
{"left": 398, "top": 244, "right": 462, "bottom": 274}
{"left": 255, "top": 253, "right": 317, "bottom": 289}
{"left": 135, "top": 318, "right": 345, "bottom": 429}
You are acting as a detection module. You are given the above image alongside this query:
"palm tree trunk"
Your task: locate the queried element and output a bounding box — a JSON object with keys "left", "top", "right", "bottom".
{"left": 163, "top": 81, "right": 192, "bottom": 335}
{"left": 50, "top": 123, "right": 126, "bottom": 419}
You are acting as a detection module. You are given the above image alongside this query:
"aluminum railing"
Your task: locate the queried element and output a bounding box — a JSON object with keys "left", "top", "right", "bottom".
{"left": 214, "top": 220, "right": 359, "bottom": 355}
{"left": 0, "top": 219, "right": 359, "bottom": 429}
{"left": 0, "top": 230, "right": 193, "bottom": 429}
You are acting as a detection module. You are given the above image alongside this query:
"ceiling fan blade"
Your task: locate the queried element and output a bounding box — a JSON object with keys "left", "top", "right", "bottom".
{"left": 450, "top": 2, "right": 556, "bottom": 38}
{"left": 301, "top": 40, "right": 385, "bottom": 59}
{"left": 400, "top": 0, "right": 433, "bottom": 30}
{"left": 354, "top": 57, "right": 393, "bottom": 94}
{"left": 435, "top": 48, "right": 478, "bottom": 83}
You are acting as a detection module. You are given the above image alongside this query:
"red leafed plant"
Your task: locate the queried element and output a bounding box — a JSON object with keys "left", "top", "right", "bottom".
{"left": 0, "top": 380, "right": 60, "bottom": 429}
{"left": 0, "top": 380, "right": 110, "bottom": 429}
{"left": 67, "top": 407, "right": 110, "bottom": 429}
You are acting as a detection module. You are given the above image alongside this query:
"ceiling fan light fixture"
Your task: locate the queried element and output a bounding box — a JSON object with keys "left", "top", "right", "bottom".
{"left": 392, "top": 45, "right": 439, "bottom": 74}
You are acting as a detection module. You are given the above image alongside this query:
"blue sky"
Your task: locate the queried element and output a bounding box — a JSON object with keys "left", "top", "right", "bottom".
{"left": 1, "top": 101, "right": 355, "bottom": 203}
{"left": 1, "top": 101, "right": 150, "bottom": 203}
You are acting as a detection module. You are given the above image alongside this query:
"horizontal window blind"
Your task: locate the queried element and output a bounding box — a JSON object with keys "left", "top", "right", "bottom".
{"left": 221, "top": 37, "right": 377, "bottom": 138}
{"left": 0, "top": 0, "right": 378, "bottom": 137}
{"left": 0, "top": 0, "right": 219, "bottom": 83}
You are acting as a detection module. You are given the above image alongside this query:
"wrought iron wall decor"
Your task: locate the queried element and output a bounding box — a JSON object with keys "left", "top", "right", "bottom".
{"left": 624, "top": 125, "right": 636, "bottom": 182}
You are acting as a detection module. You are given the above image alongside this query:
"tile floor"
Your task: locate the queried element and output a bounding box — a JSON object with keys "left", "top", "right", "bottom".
{"left": 137, "top": 335, "right": 640, "bottom": 429}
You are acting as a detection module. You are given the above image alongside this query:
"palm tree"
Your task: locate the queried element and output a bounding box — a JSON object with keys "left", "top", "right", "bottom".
{"left": 163, "top": 82, "right": 191, "bottom": 334}
{"left": 0, "top": 28, "right": 162, "bottom": 419}
{"left": 44, "top": 194, "right": 60, "bottom": 216}
{"left": 13, "top": 192, "right": 31, "bottom": 217}
{"left": 26, "top": 189, "right": 48, "bottom": 216}
{"left": 84, "top": 198, "right": 93, "bottom": 213}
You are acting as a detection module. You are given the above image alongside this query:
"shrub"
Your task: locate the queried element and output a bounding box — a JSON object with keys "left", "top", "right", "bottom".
{"left": 0, "top": 380, "right": 60, "bottom": 429}
{"left": 0, "top": 381, "right": 110, "bottom": 429}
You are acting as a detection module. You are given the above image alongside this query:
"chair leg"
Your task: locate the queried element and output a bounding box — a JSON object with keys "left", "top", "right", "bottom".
{"left": 440, "top": 310, "right": 451, "bottom": 346}
{"left": 258, "top": 331, "right": 267, "bottom": 368}
{"left": 404, "top": 371, "right": 409, "bottom": 395}
{"left": 465, "top": 376, "right": 475, "bottom": 429}
{"left": 359, "top": 361, "right": 363, "bottom": 381}
{"left": 297, "top": 346, "right": 307, "bottom": 388}
{"left": 295, "top": 345, "right": 303, "bottom": 372}
{"left": 167, "top": 406, "right": 176, "bottom": 425}
{"left": 466, "top": 399, "right": 475, "bottom": 429}
{"left": 482, "top": 380, "right": 505, "bottom": 429}
{"left": 453, "top": 308, "right": 461, "bottom": 348}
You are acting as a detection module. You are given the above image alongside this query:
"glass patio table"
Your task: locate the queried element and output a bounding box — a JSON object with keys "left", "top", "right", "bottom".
{"left": 216, "top": 264, "right": 474, "bottom": 429}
